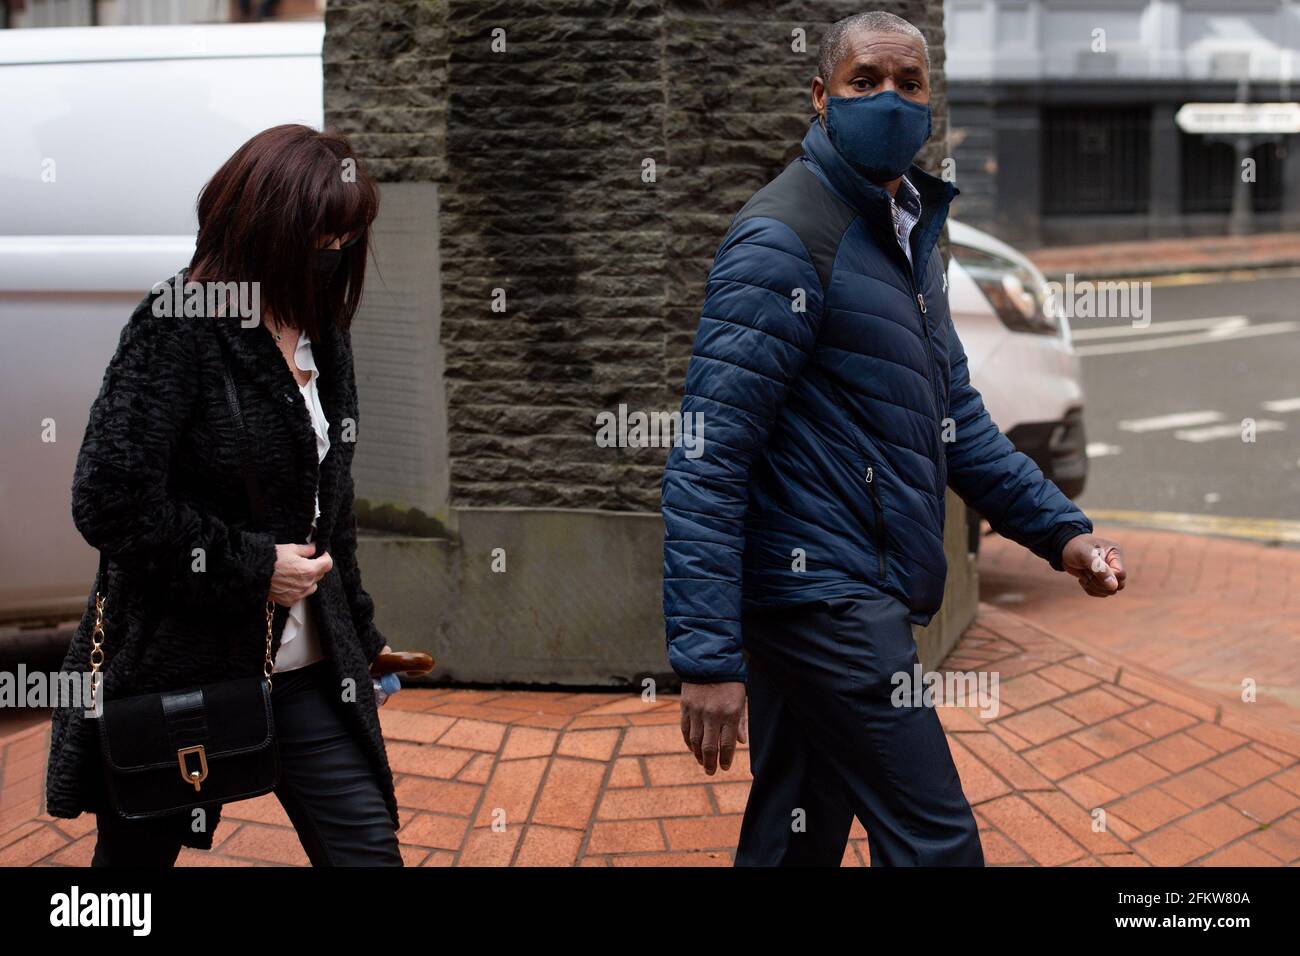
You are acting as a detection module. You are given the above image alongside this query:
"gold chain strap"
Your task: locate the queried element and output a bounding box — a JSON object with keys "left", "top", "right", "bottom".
{"left": 87, "top": 589, "right": 278, "bottom": 714}
{"left": 88, "top": 593, "right": 106, "bottom": 714}
{"left": 262, "top": 600, "right": 275, "bottom": 682}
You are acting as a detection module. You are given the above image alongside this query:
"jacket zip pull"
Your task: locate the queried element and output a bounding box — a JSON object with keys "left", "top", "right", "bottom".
{"left": 864, "top": 467, "right": 886, "bottom": 577}
{"left": 915, "top": 288, "right": 941, "bottom": 418}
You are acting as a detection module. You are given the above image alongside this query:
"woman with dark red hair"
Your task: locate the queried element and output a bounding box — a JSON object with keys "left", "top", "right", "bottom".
{"left": 43, "top": 125, "right": 403, "bottom": 866}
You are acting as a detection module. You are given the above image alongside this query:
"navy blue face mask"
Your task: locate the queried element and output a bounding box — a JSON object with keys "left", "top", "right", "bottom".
{"left": 823, "top": 90, "right": 933, "bottom": 183}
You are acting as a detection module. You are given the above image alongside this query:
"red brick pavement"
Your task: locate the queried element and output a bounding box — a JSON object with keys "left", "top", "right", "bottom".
{"left": 2, "top": 525, "right": 1298, "bottom": 867}
{"left": 979, "top": 522, "right": 1300, "bottom": 738}
{"left": 1027, "top": 231, "right": 1300, "bottom": 280}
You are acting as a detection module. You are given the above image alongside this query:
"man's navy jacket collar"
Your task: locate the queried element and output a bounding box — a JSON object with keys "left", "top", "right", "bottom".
{"left": 799, "top": 116, "right": 959, "bottom": 279}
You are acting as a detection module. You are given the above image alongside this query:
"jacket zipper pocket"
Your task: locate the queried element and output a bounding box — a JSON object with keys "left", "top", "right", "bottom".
{"left": 914, "top": 286, "right": 949, "bottom": 496}
{"left": 864, "top": 465, "right": 887, "bottom": 578}
{"left": 916, "top": 290, "right": 942, "bottom": 420}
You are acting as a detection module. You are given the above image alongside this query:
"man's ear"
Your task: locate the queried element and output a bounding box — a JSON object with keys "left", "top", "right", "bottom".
{"left": 811, "top": 75, "right": 827, "bottom": 122}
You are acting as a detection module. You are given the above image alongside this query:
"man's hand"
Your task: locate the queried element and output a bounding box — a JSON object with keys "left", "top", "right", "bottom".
{"left": 1061, "top": 533, "right": 1127, "bottom": 597}
{"left": 679, "top": 681, "right": 747, "bottom": 775}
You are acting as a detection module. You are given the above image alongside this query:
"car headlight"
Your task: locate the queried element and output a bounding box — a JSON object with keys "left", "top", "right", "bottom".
{"left": 952, "top": 244, "right": 1060, "bottom": 336}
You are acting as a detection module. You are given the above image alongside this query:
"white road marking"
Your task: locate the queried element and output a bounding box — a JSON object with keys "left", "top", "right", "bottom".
{"left": 1262, "top": 397, "right": 1300, "bottom": 413}
{"left": 1173, "top": 420, "right": 1286, "bottom": 443}
{"left": 1074, "top": 319, "right": 1299, "bottom": 356}
{"left": 1118, "top": 410, "right": 1223, "bottom": 433}
{"left": 1070, "top": 315, "right": 1247, "bottom": 340}
{"left": 1086, "top": 442, "right": 1122, "bottom": 458}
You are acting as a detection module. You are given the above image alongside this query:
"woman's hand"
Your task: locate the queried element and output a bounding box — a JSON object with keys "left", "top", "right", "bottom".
{"left": 269, "top": 543, "right": 333, "bottom": 606}
{"left": 373, "top": 646, "right": 398, "bottom": 707}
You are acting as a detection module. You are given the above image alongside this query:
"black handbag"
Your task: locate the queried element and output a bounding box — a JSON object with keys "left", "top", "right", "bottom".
{"left": 88, "top": 322, "right": 281, "bottom": 820}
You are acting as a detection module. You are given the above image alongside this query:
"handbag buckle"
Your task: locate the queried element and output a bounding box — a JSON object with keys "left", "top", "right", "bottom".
{"left": 176, "top": 745, "right": 209, "bottom": 792}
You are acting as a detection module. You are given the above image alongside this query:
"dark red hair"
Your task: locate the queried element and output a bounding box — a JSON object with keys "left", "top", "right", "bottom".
{"left": 188, "top": 124, "right": 378, "bottom": 339}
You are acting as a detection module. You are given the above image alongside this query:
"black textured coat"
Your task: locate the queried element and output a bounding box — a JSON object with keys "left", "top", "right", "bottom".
{"left": 44, "top": 271, "right": 397, "bottom": 849}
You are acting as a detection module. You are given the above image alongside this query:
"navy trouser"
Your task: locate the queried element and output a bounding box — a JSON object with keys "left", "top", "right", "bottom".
{"left": 91, "top": 659, "right": 402, "bottom": 867}
{"left": 735, "top": 594, "right": 984, "bottom": 867}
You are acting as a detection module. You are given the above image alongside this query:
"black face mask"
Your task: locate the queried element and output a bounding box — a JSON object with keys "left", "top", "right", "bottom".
{"left": 312, "top": 247, "right": 342, "bottom": 292}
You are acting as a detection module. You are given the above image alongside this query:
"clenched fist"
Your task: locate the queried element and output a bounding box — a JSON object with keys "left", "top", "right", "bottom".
{"left": 1060, "top": 533, "right": 1127, "bottom": 597}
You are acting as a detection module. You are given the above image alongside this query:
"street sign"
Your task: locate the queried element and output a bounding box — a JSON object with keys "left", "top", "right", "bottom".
{"left": 1175, "top": 102, "right": 1300, "bottom": 135}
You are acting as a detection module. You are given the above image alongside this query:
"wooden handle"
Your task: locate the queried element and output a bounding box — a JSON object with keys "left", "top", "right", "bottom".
{"left": 369, "top": 651, "right": 435, "bottom": 678}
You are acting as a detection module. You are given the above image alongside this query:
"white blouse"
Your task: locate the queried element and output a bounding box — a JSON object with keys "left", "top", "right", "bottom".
{"left": 273, "top": 327, "right": 330, "bottom": 674}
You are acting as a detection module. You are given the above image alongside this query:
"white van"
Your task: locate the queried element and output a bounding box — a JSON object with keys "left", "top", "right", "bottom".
{"left": 0, "top": 22, "right": 325, "bottom": 622}
{"left": 0, "top": 20, "right": 1085, "bottom": 624}
{"left": 948, "top": 221, "right": 1088, "bottom": 500}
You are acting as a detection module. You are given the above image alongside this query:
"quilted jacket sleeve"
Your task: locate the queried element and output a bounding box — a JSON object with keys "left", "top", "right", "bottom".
{"left": 661, "top": 217, "right": 825, "bottom": 683}
{"left": 942, "top": 307, "right": 1093, "bottom": 571}
{"left": 71, "top": 304, "right": 278, "bottom": 608}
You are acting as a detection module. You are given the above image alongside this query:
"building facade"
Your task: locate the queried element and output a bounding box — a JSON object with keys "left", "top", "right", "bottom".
{"left": 946, "top": 0, "right": 1300, "bottom": 246}
{"left": 1, "top": 0, "right": 320, "bottom": 28}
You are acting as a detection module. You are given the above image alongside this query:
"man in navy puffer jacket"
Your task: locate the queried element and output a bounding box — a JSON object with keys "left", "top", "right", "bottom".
{"left": 661, "top": 11, "right": 1127, "bottom": 867}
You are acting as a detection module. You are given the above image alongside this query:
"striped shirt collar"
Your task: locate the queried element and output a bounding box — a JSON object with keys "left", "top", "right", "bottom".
{"left": 890, "top": 174, "right": 922, "bottom": 266}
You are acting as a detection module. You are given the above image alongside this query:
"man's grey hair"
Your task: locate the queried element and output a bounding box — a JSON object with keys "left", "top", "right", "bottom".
{"left": 817, "top": 11, "right": 930, "bottom": 80}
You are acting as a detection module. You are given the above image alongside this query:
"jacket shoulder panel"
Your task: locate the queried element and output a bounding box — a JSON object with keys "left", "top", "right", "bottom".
{"left": 731, "top": 160, "right": 858, "bottom": 292}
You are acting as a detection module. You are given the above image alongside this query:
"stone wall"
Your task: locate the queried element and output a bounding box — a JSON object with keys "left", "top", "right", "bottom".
{"left": 325, "top": 0, "right": 950, "bottom": 512}
{"left": 325, "top": 0, "right": 975, "bottom": 684}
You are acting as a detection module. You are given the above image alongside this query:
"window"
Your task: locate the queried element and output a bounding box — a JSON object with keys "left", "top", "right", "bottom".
{"left": 1042, "top": 106, "right": 1151, "bottom": 215}
{"left": 1181, "top": 134, "right": 1285, "bottom": 214}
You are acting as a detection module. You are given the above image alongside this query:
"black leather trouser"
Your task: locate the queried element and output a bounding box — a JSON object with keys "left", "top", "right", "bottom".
{"left": 90, "top": 659, "right": 403, "bottom": 867}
